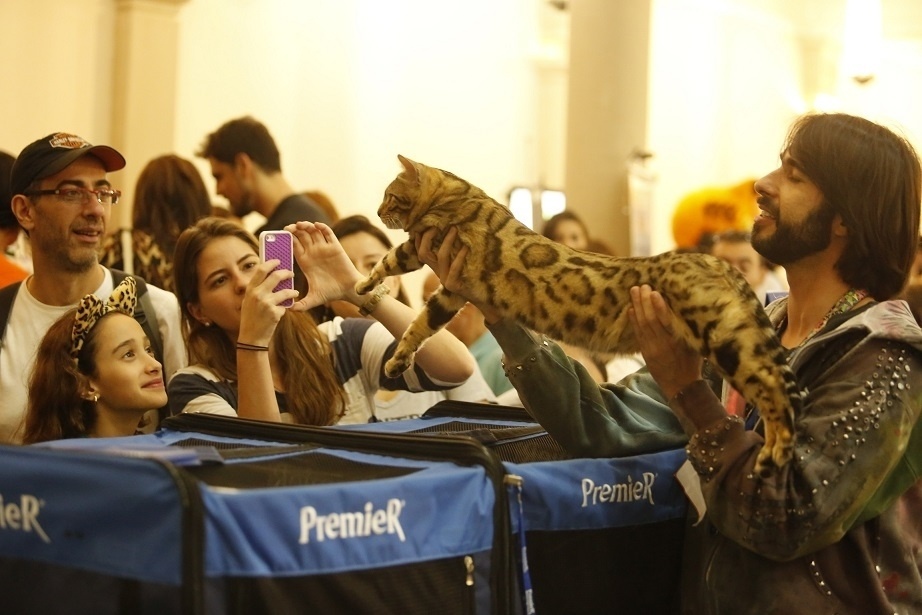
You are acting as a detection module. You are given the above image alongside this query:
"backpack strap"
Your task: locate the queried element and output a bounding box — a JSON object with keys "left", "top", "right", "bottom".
{"left": 109, "top": 269, "right": 164, "bottom": 369}
{"left": 0, "top": 282, "right": 24, "bottom": 356}
{"left": 110, "top": 268, "right": 167, "bottom": 425}
{"left": 0, "top": 272, "right": 169, "bottom": 424}
{"left": 0, "top": 273, "right": 166, "bottom": 364}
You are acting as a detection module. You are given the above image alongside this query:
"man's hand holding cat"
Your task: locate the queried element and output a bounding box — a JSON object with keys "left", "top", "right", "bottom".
{"left": 628, "top": 285, "right": 702, "bottom": 400}
{"left": 417, "top": 226, "right": 503, "bottom": 323}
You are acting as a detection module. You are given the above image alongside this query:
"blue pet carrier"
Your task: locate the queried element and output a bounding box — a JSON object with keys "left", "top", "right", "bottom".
{"left": 343, "top": 400, "right": 690, "bottom": 615}
{"left": 0, "top": 421, "right": 517, "bottom": 615}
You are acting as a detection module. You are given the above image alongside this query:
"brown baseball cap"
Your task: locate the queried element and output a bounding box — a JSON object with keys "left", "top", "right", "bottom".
{"left": 10, "top": 132, "right": 125, "bottom": 196}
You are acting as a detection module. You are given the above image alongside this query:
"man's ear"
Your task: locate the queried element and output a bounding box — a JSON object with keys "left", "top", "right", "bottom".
{"left": 832, "top": 213, "right": 848, "bottom": 238}
{"left": 11, "top": 194, "right": 36, "bottom": 233}
{"left": 234, "top": 152, "right": 254, "bottom": 175}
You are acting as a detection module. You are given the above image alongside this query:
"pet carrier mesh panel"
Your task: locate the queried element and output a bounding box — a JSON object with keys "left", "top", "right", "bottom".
{"left": 0, "top": 427, "right": 507, "bottom": 615}
{"left": 345, "top": 401, "right": 690, "bottom": 614}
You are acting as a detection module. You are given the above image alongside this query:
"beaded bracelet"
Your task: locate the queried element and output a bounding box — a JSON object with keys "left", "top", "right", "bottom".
{"left": 358, "top": 284, "right": 391, "bottom": 316}
{"left": 236, "top": 341, "right": 269, "bottom": 352}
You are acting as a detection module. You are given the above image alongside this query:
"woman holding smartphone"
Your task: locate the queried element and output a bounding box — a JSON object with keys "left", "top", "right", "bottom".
{"left": 166, "top": 217, "right": 475, "bottom": 425}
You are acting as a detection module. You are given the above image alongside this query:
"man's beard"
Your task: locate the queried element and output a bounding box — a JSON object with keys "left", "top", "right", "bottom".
{"left": 752, "top": 200, "right": 837, "bottom": 265}
{"left": 232, "top": 189, "right": 254, "bottom": 217}
{"left": 33, "top": 225, "right": 100, "bottom": 273}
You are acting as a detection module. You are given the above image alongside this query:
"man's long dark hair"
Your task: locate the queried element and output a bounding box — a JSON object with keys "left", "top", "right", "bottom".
{"left": 784, "top": 113, "right": 922, "bottom": 300}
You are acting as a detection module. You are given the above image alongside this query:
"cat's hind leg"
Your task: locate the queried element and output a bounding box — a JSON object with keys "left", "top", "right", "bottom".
{"left": 742, "top": 367, "right": 799, "bottom": 476}
{"left": 384, "top": 288, "right": 468, "bottom": 377}
{"left": 754, "top": 391, "right": 798, "bottom": 476}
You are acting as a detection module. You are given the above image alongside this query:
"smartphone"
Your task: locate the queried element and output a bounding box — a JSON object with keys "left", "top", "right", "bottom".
{"left": 259, "top": 230, "right": 295, "bottom": 308}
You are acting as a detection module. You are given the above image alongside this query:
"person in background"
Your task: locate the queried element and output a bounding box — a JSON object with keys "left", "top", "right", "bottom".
{"left": 542, "top": 209, "right": 632, "bottom": 382}
{"left": 541, "top": 209, "right": 615, "bottom": 255}
{"left": 167, "top": 217, "right": 475, "bottom": 425}
{"left": 0, "top": 151, "right": 29, "bottom": 287}
{"left": 100, "top": 154, "right": 212, "bottom": 292}
{"left": 710, "top": 229, "right": 787, "bottom": 305}
{"left": 329, "top": 215, "right": 411, "bottom": 318}
{"left": 0, "top": 132, "right": 185, "bottom": 444}
{"left": 22, "top": 277, "right": 167, "bottom": 443}
{"left": 421, "top": 112, "right": 922, "bottom": 614}
{"left": 422, "top": 270, "right": 512, "bottom": 397}
{"left": 332, "top": 215, "right": 496, "bottom": 420}
{"left": 542, "top": 210, "right": 590, "bottom": 249}
{"left": 197, "top": 116, "right": 331, "bottom": 300}
{"left": 304, "top": 189, "right": 340, "bottom": 224}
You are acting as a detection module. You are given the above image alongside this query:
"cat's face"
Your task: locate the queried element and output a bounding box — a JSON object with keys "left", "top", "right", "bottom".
{"left": 377, "top": 155, "right": 473, "bottom": 232}
{"left": 378, "top": 185, "right": 410, "bottom": 230}
{"left": 378, "top": 155, "right": 423, "bottom": 230}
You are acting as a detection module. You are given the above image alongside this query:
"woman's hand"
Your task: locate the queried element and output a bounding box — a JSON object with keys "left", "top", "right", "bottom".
{"left": 627, "top": 284, "right": 702, "bottom": 399}
{"left": 237, "top": 260, "right": 296, "bottom": 346}
{"left": 286, "top": 221, "right": 364, "bottom": 311}
{"left": 416, "top": 226, "right": 503, "bottom": 323}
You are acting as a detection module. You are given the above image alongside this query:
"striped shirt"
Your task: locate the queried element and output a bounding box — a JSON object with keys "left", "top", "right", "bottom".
{"left": 168, "top": 316, "right": 457, "bottom": 424}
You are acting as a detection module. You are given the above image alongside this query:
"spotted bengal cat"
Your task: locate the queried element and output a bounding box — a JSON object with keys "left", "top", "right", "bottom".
{"left": 356, "top": 154, "right": 800, "bottom": 471}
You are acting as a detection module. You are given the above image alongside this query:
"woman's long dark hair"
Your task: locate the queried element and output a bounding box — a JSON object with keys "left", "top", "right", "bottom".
{"left": 133, "top": 154, "right": 212, "bottom": 257}
{"left": 173, "top": 217, "right": 345, "bottom": 424}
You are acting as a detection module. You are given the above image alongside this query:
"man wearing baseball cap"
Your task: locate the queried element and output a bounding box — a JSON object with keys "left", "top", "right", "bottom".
{"left": 0, "top": 132, "right": 187, "bottom": 444}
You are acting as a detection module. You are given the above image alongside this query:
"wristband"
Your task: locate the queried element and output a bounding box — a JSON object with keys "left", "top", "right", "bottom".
{"left": 358, "top": 284, "right": 391, "bottom": 316}
{"left": 236, "top": 342, "right": 269, "bottom": 351}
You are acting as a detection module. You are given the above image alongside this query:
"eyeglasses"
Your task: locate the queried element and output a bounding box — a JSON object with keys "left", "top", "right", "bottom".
{"left": 25, "top": 187, "right": 121, "bottom": 206}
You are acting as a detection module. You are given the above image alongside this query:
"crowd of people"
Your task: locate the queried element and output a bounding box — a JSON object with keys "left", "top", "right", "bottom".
{"left": 2, "top": 111, "right": 921, "bottom": 613}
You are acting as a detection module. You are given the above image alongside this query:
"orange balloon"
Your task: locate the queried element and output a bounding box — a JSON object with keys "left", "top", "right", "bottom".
{"left": 671, "top": 179, "right": 759, "bottom": 248}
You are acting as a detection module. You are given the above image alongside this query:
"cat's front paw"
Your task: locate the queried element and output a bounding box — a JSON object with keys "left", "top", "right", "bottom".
{"left": 384, "top": 355, "right": 412, "bottom": 379}
{"left": 355, "top": 277, "right": 377, "bottom": 295}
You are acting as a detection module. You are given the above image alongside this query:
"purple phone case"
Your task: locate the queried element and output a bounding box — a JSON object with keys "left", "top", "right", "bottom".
{"left": 260, "top": 231, "right": 295, "bottom": 307}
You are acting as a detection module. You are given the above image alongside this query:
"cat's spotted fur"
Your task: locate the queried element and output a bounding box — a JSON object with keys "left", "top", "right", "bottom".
{"left": 357, "top": 155, "right": 800, "bottom": 471}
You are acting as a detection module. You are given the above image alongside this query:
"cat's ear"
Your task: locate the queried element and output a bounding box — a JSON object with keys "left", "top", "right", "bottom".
{"left": 397, "top": 154, "right": 419, "bottom": 183}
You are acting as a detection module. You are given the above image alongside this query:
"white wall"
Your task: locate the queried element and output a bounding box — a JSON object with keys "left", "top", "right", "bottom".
{"left": 3, "top": 0, "right": 922, "bottom": 273}
{"left": 173, "top": 0, "right": 538, "bottom": 229}
{"left": 646, "top": 0, "right": 922, "bottom": 253}
{"left": 172, "top": 0, "right": 541, "bottom": 303}
{"left": 0, "top": 0, "right": 117, "bottom": 158}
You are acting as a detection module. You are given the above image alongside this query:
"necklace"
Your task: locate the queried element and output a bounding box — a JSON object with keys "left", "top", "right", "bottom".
{"left": 779, "top": 288, "right": 869, "bottom": 348}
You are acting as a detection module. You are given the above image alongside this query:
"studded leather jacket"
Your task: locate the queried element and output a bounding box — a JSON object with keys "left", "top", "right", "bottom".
{"left": 489, "top": 299, "right": 922, "bottom": 615}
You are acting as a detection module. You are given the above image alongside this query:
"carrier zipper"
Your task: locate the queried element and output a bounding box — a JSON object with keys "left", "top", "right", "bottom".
{"left": 504, "top": 473, "right": 536, "bottom": 615}
{"left": 462, "top": 554, "right": 477, "bottom": 615}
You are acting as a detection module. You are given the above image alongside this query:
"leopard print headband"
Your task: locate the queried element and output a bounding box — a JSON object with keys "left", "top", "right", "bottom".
{"left": 71, "top": 277, "right": 138, "bottom": 360}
